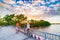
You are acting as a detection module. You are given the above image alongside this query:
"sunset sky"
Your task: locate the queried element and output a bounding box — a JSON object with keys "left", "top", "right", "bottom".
{"left": 0, "top": 0, "right": 60, "bottom": 23}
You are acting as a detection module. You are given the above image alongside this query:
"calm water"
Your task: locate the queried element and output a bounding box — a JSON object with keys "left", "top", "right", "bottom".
{"left": 33, "top": 25, "right": 60, "bottom": 35}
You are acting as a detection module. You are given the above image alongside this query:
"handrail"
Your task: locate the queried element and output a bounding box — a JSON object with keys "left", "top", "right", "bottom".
{"left": 32, "top": 30, "right": 60, "bottom": 40}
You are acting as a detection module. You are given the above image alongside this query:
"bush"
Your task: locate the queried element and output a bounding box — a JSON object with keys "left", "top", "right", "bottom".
{"left": 30, "top": 20, "right": 51, "bottom": 27}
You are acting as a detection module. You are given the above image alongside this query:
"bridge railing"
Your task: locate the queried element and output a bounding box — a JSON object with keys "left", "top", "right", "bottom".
{"left": 32, "top": 30, "right": 60, "bottom": 40}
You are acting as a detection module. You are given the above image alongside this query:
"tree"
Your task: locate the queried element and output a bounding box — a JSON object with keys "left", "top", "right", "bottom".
{"left": 0, "top": 17, "right": 5, "bottom": 26}
{"left": 30, "top": 20, "right": 51, "bottom": 27}
{"left": 3, "top": 14, "right": 27, "bottom": 26}
{"left": 15, "top": 14, "right": 27, "bottom": 23}
{"left": 4, "top": 14, "right": 14, "bottom": 22}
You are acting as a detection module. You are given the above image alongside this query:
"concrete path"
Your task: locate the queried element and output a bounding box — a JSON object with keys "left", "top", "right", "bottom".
{"left": 0, "top": 26, "right": 36, "bottom": 40}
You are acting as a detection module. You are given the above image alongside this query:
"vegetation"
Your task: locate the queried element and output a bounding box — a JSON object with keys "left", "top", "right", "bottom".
{"left": 30, "top": 20, "right": 51, "bottom": 27}
{"left": 0, "top": 14, "right": 51, "bottom": 27}
{"left": 3, "top": 14, "right": 27, "bottom": 26}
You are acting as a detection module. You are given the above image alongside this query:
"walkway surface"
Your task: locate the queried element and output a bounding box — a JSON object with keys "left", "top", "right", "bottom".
{"left": 0, "top": 26, "right": 36, "bottom": 40}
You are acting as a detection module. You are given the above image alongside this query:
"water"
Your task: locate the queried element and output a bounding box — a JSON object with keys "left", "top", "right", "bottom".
{"left": 33, "top": 25, "right": 60, "bottom": 35}
{"left": 31, "top": 25, "right": 60, "bottom": 40}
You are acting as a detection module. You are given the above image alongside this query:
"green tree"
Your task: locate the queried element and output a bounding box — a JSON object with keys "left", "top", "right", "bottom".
{"left": 15, "top": 14, "right": 27, "bottom": 23}
{"left": 3, "top": 14, "right": 27, "bottom": 26}
{"left": 30, "top": 20, "right": 51, "bottom": 27}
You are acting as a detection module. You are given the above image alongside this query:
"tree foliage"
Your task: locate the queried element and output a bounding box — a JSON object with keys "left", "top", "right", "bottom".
{"left": 3, "top": 14, "right": 27, "bottom": 26}
{"left": 0, "top": 14, "right": 51, "bottom": 27}
{"left": 30, "top": 20, "right": 51, "bottom": 27}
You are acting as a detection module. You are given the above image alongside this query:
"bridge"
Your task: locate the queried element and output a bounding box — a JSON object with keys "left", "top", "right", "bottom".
{"left": 0, "top": 26, "right": 60, "bottom": 40}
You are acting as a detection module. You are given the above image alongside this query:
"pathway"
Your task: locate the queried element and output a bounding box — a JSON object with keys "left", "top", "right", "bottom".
{"left": 0, "top": 26, "right": 36, "bottom": 40}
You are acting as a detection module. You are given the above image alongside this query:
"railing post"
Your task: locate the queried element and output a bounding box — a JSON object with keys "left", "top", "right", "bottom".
{"left": 51, "top": 34, "right": 54, "bottom": 40}
{"left": 58, "top": 36, "right": 60, "bottom": 40}
{"left": 45, "top": 33, "right": 46, "bottom": 40}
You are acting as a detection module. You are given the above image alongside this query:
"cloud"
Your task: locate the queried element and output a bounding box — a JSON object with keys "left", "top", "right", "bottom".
{"left": 32, "top": 0, "right": 46, "bottom": 5}
{"left": 0, "top": 3, "right": 8, "bottom": 7}
{"left": 17, "top": 1, "right": 24, "bottom": 4}
{"left": 50, "top": 0, "right": 56, "bottom": 2}
{"left": 46, "top": 1, "right": 50, "bottom": 4}
{"left": 45, "top": 16, "right": 60, "bottom": 23}
{"left": 0, "top": 0, "right": 60, "bottom": 19}
{"left": 4, "top": 0, "right": 15, "bottom": 4}
{"left": 49, "top": 3, "right": 60, "bottom": 11}
{"left": 40, "top": 0, "right": 46, "bottom": 4}
{"left": 50, "top": 3, "right": 60, "bottom": 7}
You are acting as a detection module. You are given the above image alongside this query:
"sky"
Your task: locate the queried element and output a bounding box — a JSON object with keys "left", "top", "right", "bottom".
{"left": 0, "top": 0, "right": 60, "bottom": 23}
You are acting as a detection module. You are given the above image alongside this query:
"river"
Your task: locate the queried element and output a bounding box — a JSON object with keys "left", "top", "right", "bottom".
{"left": 32, "top": 25, "right": 60, "bottom": 35}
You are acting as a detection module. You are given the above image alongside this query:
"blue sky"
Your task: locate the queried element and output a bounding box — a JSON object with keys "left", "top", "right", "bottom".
{"left": 0, "top": 0, "right": 60, "bottom": 6}
{"left": 14, "top": 0, "right": 60, "bottom": 7}
{"left": 0, "top": 0, "right": 60, "bottom": 14}
{"left": 0, "top": 0, "right": 60, "bottom": 15}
